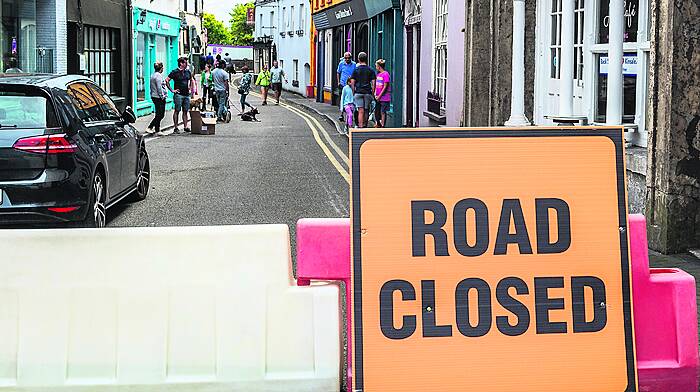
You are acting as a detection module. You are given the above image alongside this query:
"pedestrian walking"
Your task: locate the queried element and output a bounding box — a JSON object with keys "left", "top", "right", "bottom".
{"left": 224, "top": 52, "right": 233, "bottom": 75}
{"left": 255, "top": 64, "right": 272, "bottom": 105}
{"left": 200, "top": 64, "right": 213, "bottom": 111}
{"left": 341, "top": 83, "right": 355, "bottom": 130}
{"left": 270, "top": 60, "right": 287, "bottom": 105}
{"left": 212, "top": 61, "right": 230, "bottom": 122}
{"left": 147, "top": 61, "right": 167, "bottom": 134}
{"left": 349, "top": 52, "right": 376, "bottom": 128}
{"left": 238, "top": 66, "right": 255, "bottom": 112}
{"left": 374, "top": 59, "right": 392, "bottom": 128}
{"left": 165, "top": 57, "right": 197, "bottom": 133}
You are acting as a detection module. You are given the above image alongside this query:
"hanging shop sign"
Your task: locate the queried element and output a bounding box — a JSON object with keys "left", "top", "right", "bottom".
{"left": 350, "top": 127, "right": 638, "bottom": 392}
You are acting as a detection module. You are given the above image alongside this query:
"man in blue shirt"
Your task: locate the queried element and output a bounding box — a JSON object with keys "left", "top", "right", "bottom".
{"left": 337, "top": 52, "right": 356, "bottom": 119}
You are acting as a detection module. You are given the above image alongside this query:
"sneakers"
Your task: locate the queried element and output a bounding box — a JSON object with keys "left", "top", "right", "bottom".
{"left": 173, "top": 127, "right": 183, "bottom": 134}
{"left": 184, "top": 128, "right": 191, "bottom": 133}
{"left": 146, "top": 126, "right": 156, "bottom": 134}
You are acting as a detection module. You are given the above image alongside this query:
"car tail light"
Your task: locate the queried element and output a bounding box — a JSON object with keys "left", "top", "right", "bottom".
{"left": 48, "top": 207, "right": 80, "bottom": 213}
{"left": 13, "top": 134, "right": 77, "bottom": 154}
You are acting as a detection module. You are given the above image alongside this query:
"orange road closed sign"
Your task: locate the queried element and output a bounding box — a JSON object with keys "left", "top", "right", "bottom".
{"left": 350, "top": 127, "right": 637, "bottom": 392}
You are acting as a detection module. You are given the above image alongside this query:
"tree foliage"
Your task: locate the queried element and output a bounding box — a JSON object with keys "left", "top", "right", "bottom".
{"left": 203, "top": 13, "right": 232, "bottom": 45}
{"left": 229, "top": 2, "right": 255, "bottom": 46}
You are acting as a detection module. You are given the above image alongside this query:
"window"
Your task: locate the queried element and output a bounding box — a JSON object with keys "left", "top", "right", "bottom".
{"left": 0, "top": 92, "right": 58, "bottom": 130}
{"left": 84, "top": 26, "right": 119, "bottom": 95}
{"left": 136, "top": 33, "right": 146, "bottom": 102}
{"left": 550, "top": 0, "right": 562, "bottom": 79}
{"left": 88, "top": 84, "right": 121, "bottom": 121}
{"left": 66, "top": 83, "right": 103, "bottom": 123}
{"left": 574, "top": 0, "right": 585, "bottom": 84}
{"left": 291, "top": 6, "right": 295, "bottom": 32}
{"left": 593, "top": 0, "right": 648, "bottom": 135}
{"left": 299, "top": 3, "right": 305, "bottom": 30}
{"left": 293, "top": 59, "right": 299, "bottom": 82}
{"left": 282, "top": 7, "right": 287, "bottom": 34}
{"left": 432, "top": 0, "right": 448, "bottom": 110}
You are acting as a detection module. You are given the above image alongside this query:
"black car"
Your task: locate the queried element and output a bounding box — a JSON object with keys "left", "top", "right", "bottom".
{"left": 0, "top": 74, "right": 150, "bottom": 227}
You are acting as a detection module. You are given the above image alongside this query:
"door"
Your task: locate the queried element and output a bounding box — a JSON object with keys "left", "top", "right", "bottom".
{"left": 541, "top": 0, "right": 585, "bottom": 119}
{"left": 89, "top": 83, "right": 138, "bottom": 191}
{"left": 66, "top": 82, "right": 121, "bottom": 198}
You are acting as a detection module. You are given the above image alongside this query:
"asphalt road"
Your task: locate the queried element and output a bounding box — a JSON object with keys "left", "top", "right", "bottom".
{"left": 108, "top": 92, "right": 350, "bottom": 240}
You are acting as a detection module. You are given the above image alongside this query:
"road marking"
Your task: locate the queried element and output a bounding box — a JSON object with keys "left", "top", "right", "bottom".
{"left": 281, "top": 103, "right": 349, "bottom": 166}
{"left": 285, "top": 104, "right": 350, "bottom": 184}
{"left": 246, "top": 89, "right": 351, "bottom": 184}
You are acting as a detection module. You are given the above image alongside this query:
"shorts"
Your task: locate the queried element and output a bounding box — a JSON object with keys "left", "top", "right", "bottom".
{"left": 353, "top": 93, "right": 374, "bottom": 110}
{"left": 271, "top": 82, "right": 283, "bottom": 93}
{"left": 173, "top": 93, "right": 191, "bottom": 112}
{"left": 378, "top": 101, "right": 391, "bottom": 113}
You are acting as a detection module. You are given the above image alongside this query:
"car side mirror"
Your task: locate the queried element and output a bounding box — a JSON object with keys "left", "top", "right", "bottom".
{"left": 122, "top": 106, "right": 137, "bottom": 124}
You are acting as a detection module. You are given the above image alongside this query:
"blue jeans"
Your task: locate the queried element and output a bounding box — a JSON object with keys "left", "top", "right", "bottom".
{"left": 216, "top": 90, "right": 228, "bottom": 119}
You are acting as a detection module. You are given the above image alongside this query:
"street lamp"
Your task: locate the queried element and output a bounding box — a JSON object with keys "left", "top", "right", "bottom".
{"left": 137, "top": 9, "right": 147, "bottom": 25}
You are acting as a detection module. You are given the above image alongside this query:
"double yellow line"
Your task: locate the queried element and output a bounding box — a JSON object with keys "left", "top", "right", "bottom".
{"left": 281, "top": 103, "right": 350, "bottom": 184}
{"left": 247, "top": 86, "right": 350, "bottom": 184}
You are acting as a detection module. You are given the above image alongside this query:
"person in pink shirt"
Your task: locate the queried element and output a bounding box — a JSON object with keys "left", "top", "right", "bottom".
{"left": 374, "top": 59, "right": 392, "bottom": 128}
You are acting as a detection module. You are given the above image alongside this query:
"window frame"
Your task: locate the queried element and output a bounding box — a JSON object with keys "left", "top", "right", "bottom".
{"left": 536, "top": 0, "right": 650, "bottom": 147}
{"left": 432, "top": 0, "right": 448, "bottom": 111}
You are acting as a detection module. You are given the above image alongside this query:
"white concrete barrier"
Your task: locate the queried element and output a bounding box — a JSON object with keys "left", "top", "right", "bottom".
{"left": 0, "top": 225, "right": 340, "bottom": 391}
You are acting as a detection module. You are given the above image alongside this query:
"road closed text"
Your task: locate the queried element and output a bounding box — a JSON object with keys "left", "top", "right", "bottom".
{"left": 378, "top": 197, "right": 608, "bottom": 340}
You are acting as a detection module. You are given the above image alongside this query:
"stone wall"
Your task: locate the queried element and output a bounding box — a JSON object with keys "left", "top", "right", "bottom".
{"left": 462, "top": 0, "right": 535, "bottom": 126}
{"left": 646, "top": 0, "right": 700, "bottom": 253}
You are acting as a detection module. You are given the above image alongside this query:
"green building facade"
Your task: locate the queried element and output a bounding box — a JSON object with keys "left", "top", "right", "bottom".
{"left": 132, "top": 8, "right": 181, "bottom": 117}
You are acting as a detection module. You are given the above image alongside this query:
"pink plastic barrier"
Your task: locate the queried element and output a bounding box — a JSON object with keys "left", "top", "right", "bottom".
{"left": 296, "top": 215, "right": 699, "bottom": 391}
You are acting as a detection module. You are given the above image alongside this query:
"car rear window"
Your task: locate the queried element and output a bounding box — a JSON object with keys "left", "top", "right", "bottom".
{"left": 0, "top": 91, "right": 59, "bottom": 130}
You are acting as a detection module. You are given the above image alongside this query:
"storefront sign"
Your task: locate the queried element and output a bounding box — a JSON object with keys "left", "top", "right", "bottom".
{"left": 351, "top": 128, "right": 637, "bottom": 391}
{"left": 600, "top": 55, "right": 639, "bottom": 76}
{"left": 134, "top": 8, "right": 180, "bottom": 37}
{"left": 312, "top": 0, "right": 347, "bottom": 14}
{"left": 312, "top": 0, "right": 370, "bottom": 29}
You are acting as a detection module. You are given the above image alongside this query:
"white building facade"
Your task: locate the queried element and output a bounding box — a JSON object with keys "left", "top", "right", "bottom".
{"left": 254, "top": 0, "right": 312, "bottom": 97}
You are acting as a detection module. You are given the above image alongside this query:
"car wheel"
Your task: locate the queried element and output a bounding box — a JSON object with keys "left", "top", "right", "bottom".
{"left": 82, "top": 171, "right": 107, "bottom": 228}
{"left": 128, "top": 148, "right": 150, "bottom": 202}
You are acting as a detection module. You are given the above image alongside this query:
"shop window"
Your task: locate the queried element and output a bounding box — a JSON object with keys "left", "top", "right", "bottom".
{"left": 136, "top": 33, "right": 146, "bottom": 102}
{"left": 0, "top": 0, "right": 37, "bottom": 73}
{"left": 432, "top": 0, "right": 448, "bottom": 110}
{"left": 84, "top": 26, "right": 119, "bottom": 96}
{"left": 549, "top": 0, "right": 584, "bottom": 83}
{"left": 592, "top": 0, "right": 649, "bottom": 144}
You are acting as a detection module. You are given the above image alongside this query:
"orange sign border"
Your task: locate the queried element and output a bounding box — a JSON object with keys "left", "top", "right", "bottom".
{"left": 350, "top": 127, "right": 637, "bottom": 391}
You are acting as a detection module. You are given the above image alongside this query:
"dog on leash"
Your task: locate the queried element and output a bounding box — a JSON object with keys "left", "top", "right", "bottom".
{"left": 239, "top": 107, "right": 260, "bottom": 122}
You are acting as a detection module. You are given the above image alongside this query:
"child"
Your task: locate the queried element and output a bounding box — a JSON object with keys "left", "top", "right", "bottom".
{"left": 341, "top": 84, "right": 355, "bottom": 130}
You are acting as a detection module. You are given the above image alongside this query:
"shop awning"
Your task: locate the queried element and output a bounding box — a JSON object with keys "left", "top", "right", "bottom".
{"left": 312, "top": 0, "right": 393, "bottom": 30}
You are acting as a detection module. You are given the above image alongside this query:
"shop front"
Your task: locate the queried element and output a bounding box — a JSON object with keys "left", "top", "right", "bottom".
{"left": 0, "top": 0, "right": 36, "bottom": 73}
{"left": 311, "top": 0, "right": 403, "bottom": 127}
{"left": 132, "top": 8, "right": 181, "bottom": 117}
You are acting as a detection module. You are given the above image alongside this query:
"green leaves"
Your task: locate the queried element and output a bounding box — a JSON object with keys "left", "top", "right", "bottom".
{"left": 229, "top": 2, "right": 255, "bottom": 46}
{"left": 203, "top": 3, "right": 254, "bottom": 46}
{"left": 203, "top": 13, "right": 232, "bottom": 45}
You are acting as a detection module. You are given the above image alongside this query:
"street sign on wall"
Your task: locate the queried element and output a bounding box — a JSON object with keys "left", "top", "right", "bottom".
{"left": 351, "top": 127, "right": 637, "bottom": 391}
